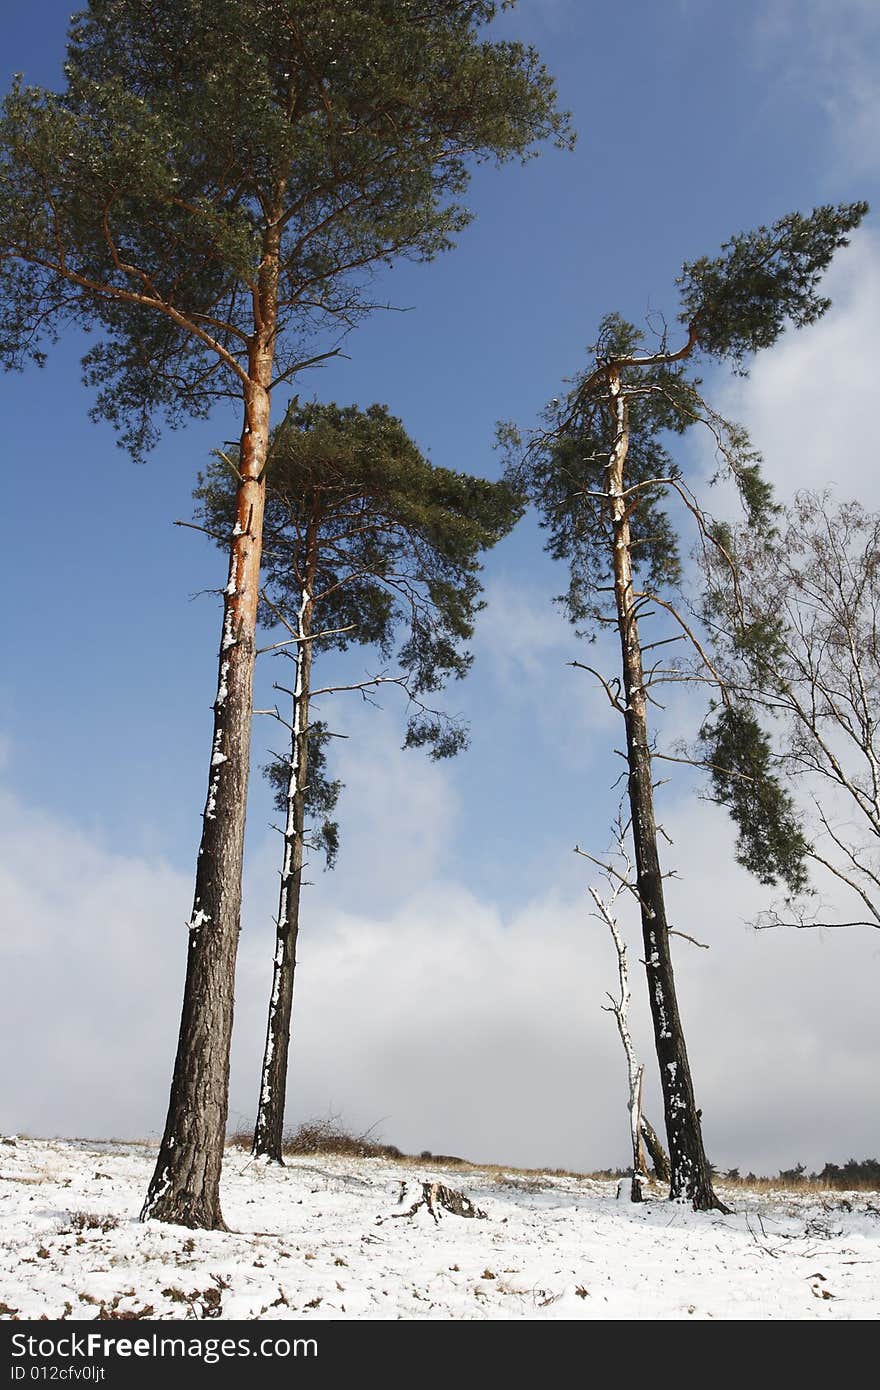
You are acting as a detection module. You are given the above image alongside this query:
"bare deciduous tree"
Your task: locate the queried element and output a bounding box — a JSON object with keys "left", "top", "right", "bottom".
{"left": 703, "top": 491, "right": 880, "bottom": 931}
{"left": 585, "top": 820, "right": 651, "bottom": 1202}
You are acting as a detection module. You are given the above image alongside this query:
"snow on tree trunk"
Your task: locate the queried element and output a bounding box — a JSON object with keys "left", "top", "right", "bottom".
{"left": 252, "top": 579, "right": 314, "bottom": 1163}
{"left": 606, "top": 368, "right": 726, "bottom": 1213}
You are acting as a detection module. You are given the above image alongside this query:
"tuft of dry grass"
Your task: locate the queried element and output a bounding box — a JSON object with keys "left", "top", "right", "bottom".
{"left": 227, "top": 1115, "right": 405, "bottom": 1161}
{"left": 65, "top": 1212, "right": 119, "bottom": 1234}
{"left": 281, "top": 1119, "right": 404, "bottom": 1161}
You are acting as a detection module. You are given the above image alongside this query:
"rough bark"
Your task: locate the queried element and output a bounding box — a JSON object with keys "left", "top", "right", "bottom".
{"left": 606, "top": 367, "right": 726, "bottom": 1212}
{"left": 252, "top": 538, "right": 317, "bottom": 1162}
{"left": 142, "top": 224, "right": 282, "bottom": 1228}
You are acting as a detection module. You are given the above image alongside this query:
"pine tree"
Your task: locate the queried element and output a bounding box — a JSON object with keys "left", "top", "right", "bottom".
{"left": 196, "top": 401, "right": 523, "bottom": 1162}
{"left": 0, "top": 1, "right": 570, "bottom": 1228}
{"left": 505, "top": 202, "right": 867, "bottom": 1209}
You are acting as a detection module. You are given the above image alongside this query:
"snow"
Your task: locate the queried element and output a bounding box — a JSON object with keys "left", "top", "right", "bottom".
{"left": 1, "top": 1140, "right": 878, "bottom": 1321}
{"left": 216, "top": 660, "right": 230, "bottom": 708}
{"left": 205, "top": 725, "right": 227, "bottom": 819}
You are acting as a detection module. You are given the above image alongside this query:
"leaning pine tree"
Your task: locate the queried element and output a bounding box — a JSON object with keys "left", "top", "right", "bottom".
{"left": 196, "top": 401, "right": 523, "bottom": 1162}
{"left": 0, "top": 0, "right": 571, "bottom": 1228}
{"left": 504, "top": 202, "right": 867, "bottom": 1209}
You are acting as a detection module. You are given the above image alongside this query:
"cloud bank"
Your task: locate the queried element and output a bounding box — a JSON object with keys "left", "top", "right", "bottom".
{"left": 2, "top": 742, "right": 878, "bottom": 1178}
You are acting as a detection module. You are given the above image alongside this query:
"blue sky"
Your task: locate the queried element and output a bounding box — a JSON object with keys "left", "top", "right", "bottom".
{"left": 2, "top": 0, "right": 867, "bottom": 875}
{"left": 2, "top": 1, "right": 879, "bottom": 1171}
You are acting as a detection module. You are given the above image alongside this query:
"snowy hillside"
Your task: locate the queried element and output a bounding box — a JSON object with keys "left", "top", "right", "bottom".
{"left": 1, "top": 1139, "right": 878, "bottom": 1321}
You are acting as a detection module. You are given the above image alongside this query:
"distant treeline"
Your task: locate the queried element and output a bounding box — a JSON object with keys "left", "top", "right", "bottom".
{"left": 727, "top": 1159, "right": 880, "bottom": 1188}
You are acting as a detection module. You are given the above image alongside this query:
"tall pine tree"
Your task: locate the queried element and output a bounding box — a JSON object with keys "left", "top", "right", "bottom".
{"left": 505, "top": 203, "right": 866, "bottom": 1209}
{"left": 197, "top": 400, "right": 522, "bottom": 1162}
{"left": 0, "top": 1, "right": 571, "bottom": 1227}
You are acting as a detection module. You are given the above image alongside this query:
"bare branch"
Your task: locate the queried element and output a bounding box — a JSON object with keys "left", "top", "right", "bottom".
{"left": 669, "top": 929, "right": 710, "bottom": 950}
{"left": 652, "top": 750, "right": 756, "bottom": 783}
{"left": 256, "top": 623, "right": 356, "bottom": 655}
{"left": 173, "top": 519, "right": 230, "bottom": 544}
{"left": 569, "top": 660, "right": 625, "bottom": 711}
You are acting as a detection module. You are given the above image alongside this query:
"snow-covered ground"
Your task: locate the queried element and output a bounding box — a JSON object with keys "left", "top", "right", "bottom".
{"left": 1, "top": 1139, "right": 878, "bottom": 1320}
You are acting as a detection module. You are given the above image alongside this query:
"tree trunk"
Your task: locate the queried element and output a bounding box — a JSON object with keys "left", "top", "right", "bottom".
{"left": 590, "top": 881, "right": 647, "bottom": 1202}
{"left": 142, "top": 226, "right": 282, "bottom": 1228}
{"left": 605, "top": 368, "right": 726, "bottom": 1212}
{"left": 640, "top": 1115, "right": 670, "bottom": 1183}
{"left": 252, "top": 562, "right": 316, "bottom": 1162}
{"left": 628, "top": 1064, "right": 646, "bottom": 1203}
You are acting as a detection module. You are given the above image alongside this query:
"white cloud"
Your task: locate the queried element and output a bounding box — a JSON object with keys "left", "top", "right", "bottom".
{"left": 474, "top": 575, "right": 620, "bottom": 770}
{"left": 315, "top": 703, "right": 461, "bottom": 908}
{"left": 0, "top": 787, "right": 190, "bottom": 1140}
{"left": 753, "top": 0, "right": 880, "bottom": 175}
{"left": 476, "top": 575, "right": 572, "bottom": 684}
{"left": 235, "top": 882, "right": 622, "bottom": 1168}
{"left": 2, "top": 760, "right": 878, "bottom": 1177}
{"left": 706, "top": 229, "right": 880, "bottom": 507}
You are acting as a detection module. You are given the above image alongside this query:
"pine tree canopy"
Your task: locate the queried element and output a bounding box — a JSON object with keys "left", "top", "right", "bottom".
{"left": 698, "top": 704, "right": 809, "bottom": 895}
{"left": 505, "top": 202, "right": 868, "bottom": 626}
{"left": 502, "top": 314, "right": 688, "bottom": 628}
{"left": 265, "top": 719, "right": 342, "bottom": 868}
{"left": 0, "top": 0, "right": 572, "bottom": 456}
{"left": 196, "top": 398, "right": 523, "bottom": 828}
{"left": 678, "top": 202, "right": 868, "bottom": 368}
{"left": 504, "top": 203, "right": 867, "bottom": 896}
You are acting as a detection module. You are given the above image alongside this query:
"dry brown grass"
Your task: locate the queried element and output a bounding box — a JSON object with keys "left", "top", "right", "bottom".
{"left": 224, "top": 1125, "right": 878, "bottom": 1195}
{"left": 282, "top": 1118, "right": 405, "bottom": 1161}
{"left": 65, "top": 1211, "right": 120, "bottom": 1234}
{"left": 227, "top": 1116, "right": 405, "bottom": 1161}
{"left": 225, "top": 1124, "right": 628, "bottom": 1182}
{"left": 718, "top": 1173, "right": 880, "bottom": 1195}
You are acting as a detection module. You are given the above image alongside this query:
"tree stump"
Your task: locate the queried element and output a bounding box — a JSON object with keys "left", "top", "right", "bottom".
{"left": 393, "top": 1181, "right": 487, "bottom": 1224}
